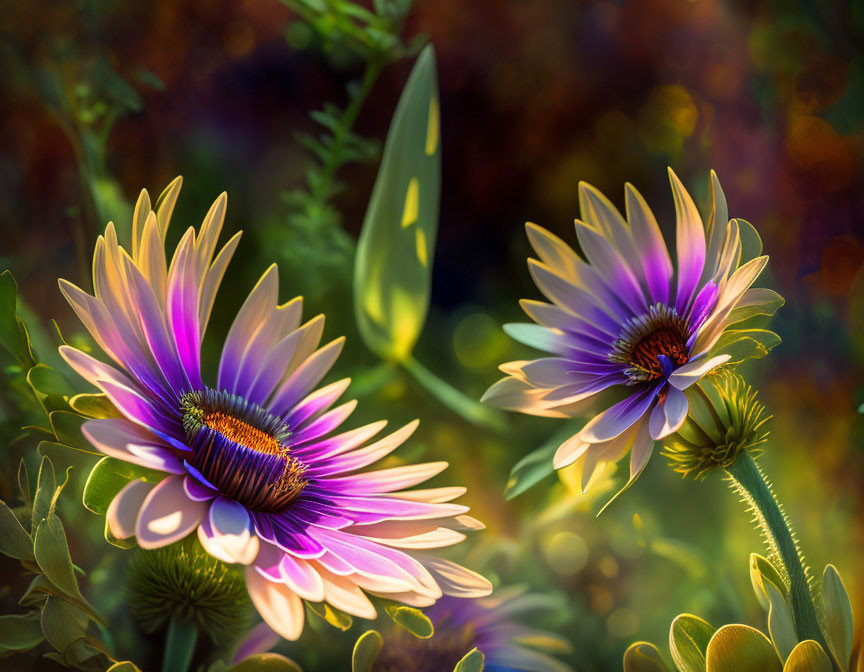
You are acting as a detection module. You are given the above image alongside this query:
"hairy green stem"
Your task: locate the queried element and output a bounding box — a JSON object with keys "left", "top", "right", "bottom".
{"left": 163, "top": 614, "right": 197, "bottom": 672}
{"left": 724, "top": 453, "right": 830, "bottom": 655}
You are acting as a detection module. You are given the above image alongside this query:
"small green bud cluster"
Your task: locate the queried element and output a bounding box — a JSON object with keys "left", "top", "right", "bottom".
{"left": 126, "top": 537, "right": 251, "bottom": 643}
{"left": 662, "top": 371, "right": 771, "bottom": 479}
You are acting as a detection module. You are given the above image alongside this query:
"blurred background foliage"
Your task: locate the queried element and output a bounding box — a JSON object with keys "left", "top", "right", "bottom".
{"left": 1, "top": 0, "right": 863, "bottom": 670}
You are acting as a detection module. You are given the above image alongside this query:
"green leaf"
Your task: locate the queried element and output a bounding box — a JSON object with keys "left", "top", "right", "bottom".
{"left": 385, "top": 604, "right": 433, "bottom": 638}
{"left": 735, "top": 220, "right": 763, "bottom": 265}
{"left": 107, "top": 663, "right": 144, "bottom": 672}
{"left": 783, "top": 640, "right": 833, "bottom": 672}
{"left": 705, "top": 625, "right": 781, "bottom": 672}
{"left": 726, "top": 289, "right": 784, "bottom": 328}
{"left": 69, "top": 393, "right": 122, "bottom": 419}
{"left": 352, "top": 630, "right": 383, "bottom": 672}
{"left": 454, "top": 647, "right": 485, "bottom": 672}
{"left": 228, "top": 654, "right": 303, "bottom": 672}
{"left": 0, "top": 611, "right": 44, "bottom": 652}
{"left": 749, "top": 554, "right": 789, "bottom": 608}
{"left": 0, "top": 270, "right": 36, "bottom": 367}
{"left": 34, "top": 515, "right": 82, "bottom": 599}
{"left": 749, "top": 555, "right": 795, "bottom": 662}
{"left": 50, "top": 410, "right": 99, "bottom": 453}
{"left": 28, "top": 363, "right": 77, "bottom": 399}
{"left": 32, "top": 456, "right": 56, "bottom": 531}
{"left": 354, "top": 44, "right": 440, "bottom": 362}
{"left": 505, "top": 422, "right": 581, "bottom": 499}
{"left": 19, "top": 574, "right": 106, "bottom": 625}
{"left": 307, "top": 600, "right": 353, "bottom": 630}
{"left": 821, "top": 564, "right": 854, "bottom": 669}
{"left": 670, "top": 614, "right": 715, "bottom": 672}
{"left": 40, "top": 596, "right": 89, "bottom": 652}
{"left": 623, "top": 642, "right": 669, "bottom": 672}
{"left": 83, "top": 457, "right": 166, "bottom": 515}
{"left": 0, "top": 498, "right": 34, "bottom": 560}
{"left": 711, "top": 329, "right": 781, "bottom": 364}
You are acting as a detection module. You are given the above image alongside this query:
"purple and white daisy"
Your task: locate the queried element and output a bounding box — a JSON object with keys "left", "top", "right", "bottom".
{"left": 483, "top": 169, "right": 776, "bottom": 496}
{"left": 59, "top": 178, "right": 491, "bottom": 641}
{"left": 373, "top": 587, "right": 572, "bottom": 672}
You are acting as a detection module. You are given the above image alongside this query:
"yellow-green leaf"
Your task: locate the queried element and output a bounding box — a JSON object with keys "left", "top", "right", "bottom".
{"left": 454, "top": 647, "right": 485, "bottom": 672}
{"left": 351, "top": 630, "right": 382, "bottom": 672}
{"left": 34, "top": 515, "right": 82, "bottom": 599}
{"left": 783, "top": 640, "right": 833, "bottom": 672}
{"left": 670, "top": 614, "right": 715, "bottom": 672}
{"left": 83, "top": 457, "right": 166, "bottom": 515}
{"left": 385, "top": 604, "right": 434, "bottom": 638}
{"left": 69, "top": 393, "right": 122, "bottom": 419}
{"left": 821, "top": 564, "right": 854, "bottom": 669}
{"left": 228, "top": 653, "right": 303, "bottom": 672}
{"left": 354, "top": 44, "right": 440, "bottom": 362}
{"left": 0, "top": 498, "right": 34, "bottom": 560}
{"left": 623, "top": 642, "right": 669, "bottom": 672}
{"left": 705, "top": 625, "right": 781, "bottom": 672}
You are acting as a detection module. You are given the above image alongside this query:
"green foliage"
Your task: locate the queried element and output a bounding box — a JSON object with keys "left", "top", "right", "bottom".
{"left": 82, "top": 456, "right": 166, "bottom": 516}
{"left": 669, "top": 615, "right": 714, "bottom": 672}
{"left": 384, "top": 604, "right": 434, "bottom": 639}
{"left": 624, "top": 556, "right": 856, "bottom": 672}
{"left": 0, "top": 271, "right": 36, "bottom": 368}
{"left": 306, "top": 600, "right": 354, "bottom": 631}
{"left": 453, "top": 647, "right": 485, "bottom": 672}
{"left": 354, "top": 44, "right": 440, "bottom": 362}
{"left": 227, "top": 653, "right": 303, "bottom": 671}
{"left": 505, "top": 420, "right": 583, "bottom": 499}
{"left": 0, "top": 456, "right": 112, "bottom": 670}
{"left": 351, "top": 630, "right": 383, "bottom": 672}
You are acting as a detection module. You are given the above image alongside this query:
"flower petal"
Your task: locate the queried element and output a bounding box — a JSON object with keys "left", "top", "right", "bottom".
{"left": 135, "top": 476, "right": 207, "bottom": 549}
{"left": 668, "top": 355, "right": 730, "bottom": 390}
{"left": 648, "top": 387, "right": 689, "bottom": 440}
{"left": 581, "top": 385, "right": 658, "bottom": 443}
{"left": 245, "top": 566, "right": 305, "bottom": 640}
{"left": 107, "top": 479, "right": 153, "bottom": 539}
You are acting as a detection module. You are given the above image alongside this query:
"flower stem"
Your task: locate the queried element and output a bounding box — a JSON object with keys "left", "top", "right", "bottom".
{"left": 163, "top": 614, "right": 197, "bottom": 672}
{"left": 403, "top": 356, "right": 507, "bottom": 433}
{"left": 724, "top": 453, "right": 829, "bottom": 653}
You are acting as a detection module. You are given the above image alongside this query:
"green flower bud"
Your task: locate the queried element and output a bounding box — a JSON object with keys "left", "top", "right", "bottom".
{"left": 126, "top": 537, "right": 251, "bottom": 644}
{"left": 662, "top": 372, "right": 770, "bottom": 479}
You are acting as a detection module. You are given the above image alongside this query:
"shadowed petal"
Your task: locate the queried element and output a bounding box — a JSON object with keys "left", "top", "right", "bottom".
{"left": 648, "top": 387, "right": 689, "bottom": 440}
{"left": 245, "top": 567, "right": 305, "bottom": 640}
{"left": 135, "top": 476, "right": 208, "bottom": 549}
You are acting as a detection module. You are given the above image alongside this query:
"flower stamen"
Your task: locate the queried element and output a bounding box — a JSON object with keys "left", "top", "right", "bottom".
{"left": 609, "top": 304, "right": 690, "bottom": 383}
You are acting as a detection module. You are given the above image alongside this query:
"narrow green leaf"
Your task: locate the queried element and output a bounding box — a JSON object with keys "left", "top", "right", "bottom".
{"left": 32, "top": 456, "right": 56, "bottom": 531}
{"left": 352, "top": 630, "right": 383, "bottom": 672}
{"left": 763, "top": 581, "right": 797, "bottom": 663}
{"left": 385, "top": 604, "right": 434, "bottom": 638}
{"left": 50, "top": 410, "right": 99, "bottom": 453}
{"left": 670, "top": 614, "right": 715, "bottom": 672}
{"left": 711, "top": 329, "right": 781, "bottom": 364}
{"left": 107, "top": 663, "right": 144, "bottom": 672}
{"left": 705, "top": 624, "right": 781, "bottom": 672}
{"left": 505, "top": 422, "right": 581, "bottom": 499}
{"left": 735, "top": 220, "right": 763, "bottom": 265}
{"left": 307, "top": 600, "right": 353, "bottom": 630}
{"left": 18, "top": 458, "right": 31, "bottom": 507}
{"left": 783, "top": 640, "right": 833, "bottom": 672}
{"left": 34, "top": 515, "right": 82, "bottom": 599}
{"left": 0, "top": 611, "right": 44, "bottom": 651}
{"left": 228, "top": 653, "right": 303, "bottom": 672}
{"left": 28, "top": 363, "right": 77, "bottom": 399}
{"left": 0, "top": 498, "right": 33, "bottom": 560}
{"left": 40, "top": 596, "right": 89, "bottom": 652}
{"left": 69, "top": 393, "right": 122, "bottom": 419}
{"left": 623, "top": 642, "right": 669, "bottom": 672}
{"left": 726, "top": 289, "right": 784, "bottom": 328}
{"left": 0, "top": 270, "right": 36, "bottom": 367}
{"left": 354, "top": 44, "right": 440, "bottom": 362}
{"left": 821, "top": 564, "right": 854, "bottom": 669}
{"left": 83, "top": 457, "right": 166, "bottom": 515}
{"left": 454, "top": 647, "right": 485, "bottom": 672}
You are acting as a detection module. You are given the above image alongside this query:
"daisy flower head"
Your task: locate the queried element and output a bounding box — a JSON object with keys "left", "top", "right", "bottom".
{"left": 483, "top": 169, "right": 780, "bottom": 500}
{"left": 373, "top": 587, "right": 572, "bottom": 672}
{"left": 59, "top": 179, "right": 491, "bottom": 641}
